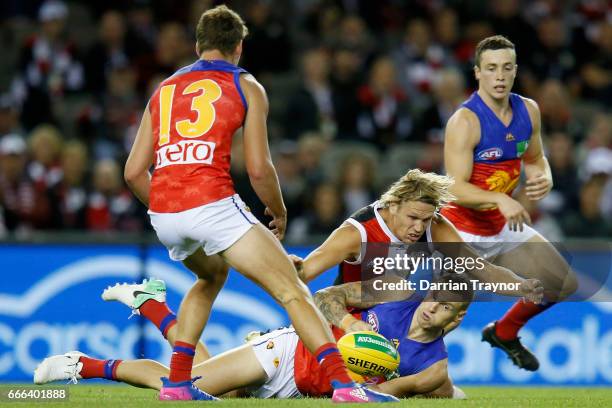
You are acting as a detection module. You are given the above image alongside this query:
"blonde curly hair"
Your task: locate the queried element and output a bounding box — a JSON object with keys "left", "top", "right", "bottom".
{"left": 379, "top": 169, "right": 456, "bottom": 211}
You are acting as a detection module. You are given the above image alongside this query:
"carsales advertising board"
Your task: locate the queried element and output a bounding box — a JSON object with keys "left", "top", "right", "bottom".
{"left": 0, "top": 244, "right": 610, "bottom": 385}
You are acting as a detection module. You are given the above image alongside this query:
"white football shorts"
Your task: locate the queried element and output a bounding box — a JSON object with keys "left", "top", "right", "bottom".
{"left": 249, "top": 327, "right": 302, "bottom": 399}
{"left": 148, "top": 194, "right": 259, "bottom": 259}
{"left": 457, "top": 222, "right": 540, "bottom": 259}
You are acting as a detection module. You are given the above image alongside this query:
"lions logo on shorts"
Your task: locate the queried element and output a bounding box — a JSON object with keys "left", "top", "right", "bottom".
{"left": 267, "top": 341, "right": 274, "bottom": 349}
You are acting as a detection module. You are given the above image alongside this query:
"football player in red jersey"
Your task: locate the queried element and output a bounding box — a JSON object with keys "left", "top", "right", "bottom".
{"left": 441, "top": 35, "right": 577, "bottom": 371}
{"left": 123, "top": 5, "right": 396, "bottom": 402}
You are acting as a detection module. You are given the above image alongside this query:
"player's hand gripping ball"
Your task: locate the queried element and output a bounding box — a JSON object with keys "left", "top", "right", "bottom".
{"left": 338, "top": 331, "right": 400, "bottom": 377}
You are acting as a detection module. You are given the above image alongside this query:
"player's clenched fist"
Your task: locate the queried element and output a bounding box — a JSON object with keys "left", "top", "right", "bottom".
{"left": 525, "top": 174, "right": 553, "bottom": 201}
{"left": 519, "top": 278, "right": 545, "bottom": 304}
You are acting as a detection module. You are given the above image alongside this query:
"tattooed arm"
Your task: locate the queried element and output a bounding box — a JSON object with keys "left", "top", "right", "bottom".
{"left": 314, "top": 281, "right": 376, "bottom": 333}
{"left": 314, "top": 278, "right": 413, "bottom": 333}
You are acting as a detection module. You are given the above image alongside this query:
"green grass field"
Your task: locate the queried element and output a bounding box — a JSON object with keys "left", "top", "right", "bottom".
{"left": 2, "top": 385, "right": 611, "bottom": 407}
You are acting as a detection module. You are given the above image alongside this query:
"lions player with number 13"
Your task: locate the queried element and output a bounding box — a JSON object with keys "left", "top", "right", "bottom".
{"left": 122, "top": 4, "right": 395, "bottom": 403}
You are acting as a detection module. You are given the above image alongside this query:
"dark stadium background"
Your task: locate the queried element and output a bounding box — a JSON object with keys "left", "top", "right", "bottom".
{"left": 0, "top": 0, "right": 610, "bottom": 392}
{"left": 0, "top": 0, "right": 609, "bottom": 241}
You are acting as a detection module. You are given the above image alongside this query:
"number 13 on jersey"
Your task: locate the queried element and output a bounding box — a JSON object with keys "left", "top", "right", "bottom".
{"left": 158, "top": 79, "right": 222, "bottom": 146}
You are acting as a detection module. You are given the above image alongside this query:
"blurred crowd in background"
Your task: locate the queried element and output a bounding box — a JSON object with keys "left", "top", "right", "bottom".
{"left": 0, "top": 0, "right": 610, "bottom": 243}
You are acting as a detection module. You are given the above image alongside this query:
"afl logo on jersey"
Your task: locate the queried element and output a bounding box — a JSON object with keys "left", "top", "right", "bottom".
{"left": 367, "top": 311, "right": 379, "bottom": 332}
{"left": 478, "top": 147, "right": 503, "bottom": 161}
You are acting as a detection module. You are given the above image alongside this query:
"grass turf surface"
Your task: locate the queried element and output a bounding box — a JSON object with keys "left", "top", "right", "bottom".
{"left": 2, "top": 385, "right": 611, "bottom": 407}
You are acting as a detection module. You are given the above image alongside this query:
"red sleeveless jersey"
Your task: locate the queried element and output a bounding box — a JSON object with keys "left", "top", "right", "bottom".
{"left": 335, "top": 201, "right": 432, "bottom": 284}
{"left": 148, "top": 60, "right": 247, "bottom": 213}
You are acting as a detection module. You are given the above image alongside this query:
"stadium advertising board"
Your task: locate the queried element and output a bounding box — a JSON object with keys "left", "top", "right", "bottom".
{"left": 0, "top": 244, "right": 610, "bottom": 385}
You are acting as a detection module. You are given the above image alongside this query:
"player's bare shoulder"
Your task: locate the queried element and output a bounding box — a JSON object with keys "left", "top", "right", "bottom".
{"left": 337, "top": 221, "right": 364, "bottom": 244}
{"left": 239, "top": 73, "right": 268, "bottom": 103}
{"left": 332, "top": 221, "right": 365, "bottom": 261}
{"left": 520, "top": 95, "right": 540, "bottom": 113}
{"left": 445, "top": 107, "right": 481, "bottom": 147}
{"left": 448, "top": 107, "right": 480, "bottom": 129}
{"left": 520, "top": 95, "right": 541, "bottom": 127}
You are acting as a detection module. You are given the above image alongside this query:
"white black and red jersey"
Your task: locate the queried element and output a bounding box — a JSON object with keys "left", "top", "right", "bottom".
{"left": 335, "top": 201, "right": 433, "bottom": 284}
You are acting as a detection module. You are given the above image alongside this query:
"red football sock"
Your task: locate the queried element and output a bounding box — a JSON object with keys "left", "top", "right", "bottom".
{"left": 79, "top": 356, "right": 122, "bottom": 381}
{"left": 168, "top": 341, "right": 195, "bottom": 383}
{"left": 139, "top": 300, "right": 177, "bottom": 338}
{"left": 315, "top": 343, "right": 354, "bottom": 387}
{"left": 495, "top": 299, "right": 554, "bottom": 341}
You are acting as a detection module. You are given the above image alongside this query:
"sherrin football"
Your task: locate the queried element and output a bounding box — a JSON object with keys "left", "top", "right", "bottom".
{"left": 337, "top": 331, "right": 400, "bottom": 377}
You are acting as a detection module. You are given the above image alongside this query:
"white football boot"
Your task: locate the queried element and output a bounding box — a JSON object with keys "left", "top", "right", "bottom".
{"left": 34, "top": 352, "right": 85, "bottom": 385}
{"left": 101, "top": 278, "right": 166, "bottom": 316}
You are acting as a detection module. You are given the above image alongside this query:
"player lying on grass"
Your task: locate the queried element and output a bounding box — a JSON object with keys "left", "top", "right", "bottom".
{"left": 34, "top": 275, "right": 472, "bottom": 399}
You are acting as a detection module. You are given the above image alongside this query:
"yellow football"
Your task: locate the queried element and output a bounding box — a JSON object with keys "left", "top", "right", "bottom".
{"left": 337, "top": 331, "right": 400, "bottom": 377}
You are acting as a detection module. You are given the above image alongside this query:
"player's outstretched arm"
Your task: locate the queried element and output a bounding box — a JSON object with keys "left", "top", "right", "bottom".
{"left": 240, "top": 74, "right": 287, "bottom": 239}
{"left": 314, "top": 277, "right": 413, "bottom": 332}
{"left": 124, "top": 105, "right": 154, "bottom": 207}
{"left": 521, "top": 98, "right": 553, "bottom": 201}
{"left": 463, "top": 246, "right": 544, "bottom": 302}
{"left": 296, "top": 223, "right": 362, "bottom": 282}
{"left": 370, "top": 359, "right": 448, "bottom": 398}
{"left": 432, "top": 217, "right": 544, "bottom": 303}
{"left": 314, "top": 281, "right": 378, "bottom": 333}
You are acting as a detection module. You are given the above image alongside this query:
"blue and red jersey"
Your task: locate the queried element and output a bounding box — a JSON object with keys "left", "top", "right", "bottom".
{"left": 293, "top": 296, "right": 447, "bottom": 396}
{"left": 441, "top": 92, "right": 533, "bottom": 235}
